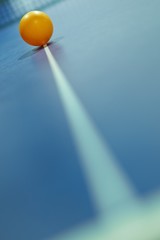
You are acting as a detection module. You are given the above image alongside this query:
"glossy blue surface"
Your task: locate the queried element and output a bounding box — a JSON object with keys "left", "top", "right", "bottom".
{"left": 0, "top": 0, "right": 160, "bottom": 239}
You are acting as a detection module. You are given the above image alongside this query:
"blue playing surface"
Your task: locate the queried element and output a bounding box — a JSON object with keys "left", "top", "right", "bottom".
{"left": 0, "top": 0, "right": 160, "bottom": 239}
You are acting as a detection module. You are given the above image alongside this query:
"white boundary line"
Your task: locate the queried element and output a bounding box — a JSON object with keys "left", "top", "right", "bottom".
{"left": 44, "top": 45, "right": 160, "bottom": 240}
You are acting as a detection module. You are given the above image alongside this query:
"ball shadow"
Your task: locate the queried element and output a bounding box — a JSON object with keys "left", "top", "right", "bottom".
{"left": 18, "top": 37, "right": 64, "bottom": 60}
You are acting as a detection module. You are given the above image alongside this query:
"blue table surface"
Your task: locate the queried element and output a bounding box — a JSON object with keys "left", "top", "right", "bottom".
{"left": 0, "top": 0, "right": 160, "bottom": 239}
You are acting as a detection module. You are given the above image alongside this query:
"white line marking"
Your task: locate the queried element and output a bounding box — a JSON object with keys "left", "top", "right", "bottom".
{"left": 44, "top": 46, "right": 134, "bottom": 212}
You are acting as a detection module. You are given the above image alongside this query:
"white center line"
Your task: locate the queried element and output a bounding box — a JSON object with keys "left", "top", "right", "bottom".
{"left": 44, "top": 45, "right": 134, "bottom": 212}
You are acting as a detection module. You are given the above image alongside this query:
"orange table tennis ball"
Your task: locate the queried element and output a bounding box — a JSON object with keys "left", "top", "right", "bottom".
{"left": 19, "top": 11, "right": 54, "bottom": 46}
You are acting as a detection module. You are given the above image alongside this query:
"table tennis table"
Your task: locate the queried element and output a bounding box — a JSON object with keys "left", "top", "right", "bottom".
{"left": 0, "top": 0, "right": 160, "bottom": 240}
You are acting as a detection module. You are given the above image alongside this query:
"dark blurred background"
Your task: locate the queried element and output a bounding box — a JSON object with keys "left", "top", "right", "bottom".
{"left": 0, "top": 0, "right": 62, "bottom": 28}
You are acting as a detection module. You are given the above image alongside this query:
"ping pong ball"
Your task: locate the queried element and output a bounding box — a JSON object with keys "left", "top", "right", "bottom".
{"left": 19, "top": 11, "right": 54, "bottom": 46}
